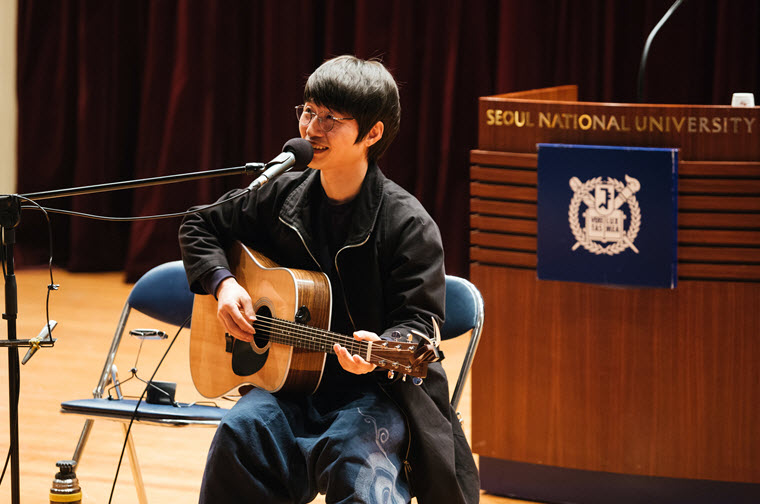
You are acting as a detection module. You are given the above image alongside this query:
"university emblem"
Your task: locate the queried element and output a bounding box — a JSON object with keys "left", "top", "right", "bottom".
{"left": 568, "top": 175, "right": 641, "bottom": 255}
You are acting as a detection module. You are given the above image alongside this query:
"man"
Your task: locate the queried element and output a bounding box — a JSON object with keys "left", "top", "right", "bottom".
{"left": 180, "top": 55, "right": 479, "bottom": 503}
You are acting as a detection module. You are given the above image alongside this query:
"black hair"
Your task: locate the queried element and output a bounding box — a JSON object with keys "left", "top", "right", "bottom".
{"left": 303, "top": 55, "right": 400, "bottom": 163}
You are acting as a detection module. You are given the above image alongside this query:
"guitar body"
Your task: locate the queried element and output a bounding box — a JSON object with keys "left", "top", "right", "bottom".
{"left": 190, "top": 242, "right": 332, "bottom": 398}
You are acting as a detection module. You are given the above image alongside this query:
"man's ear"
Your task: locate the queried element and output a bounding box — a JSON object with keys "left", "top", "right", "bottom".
{"left": 364, "top": 121, "right": 384, "bottom": 147}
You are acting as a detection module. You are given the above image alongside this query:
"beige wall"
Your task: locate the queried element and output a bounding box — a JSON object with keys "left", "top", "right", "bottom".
{"left": 0, "top": 0, "right": 17, "bottom": 194}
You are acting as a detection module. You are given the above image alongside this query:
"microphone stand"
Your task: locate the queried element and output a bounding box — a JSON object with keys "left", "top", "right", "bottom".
{"left": 636, "top": 0, "right": 687, "bottom": 103}
{"left": 0, "top": 161, "right": 264, "bottom": 504}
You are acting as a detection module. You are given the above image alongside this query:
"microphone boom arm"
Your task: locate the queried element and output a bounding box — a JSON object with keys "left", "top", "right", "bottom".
{"left": 20, "top": 163, "right": 265, "bottom": 202}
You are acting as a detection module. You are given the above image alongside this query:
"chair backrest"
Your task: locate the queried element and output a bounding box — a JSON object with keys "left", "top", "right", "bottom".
{"left": 442, "top": 275, "right": 485, "bottom": 411}
{"left": 128, "top": 260, "right": 195, "bottom": 327}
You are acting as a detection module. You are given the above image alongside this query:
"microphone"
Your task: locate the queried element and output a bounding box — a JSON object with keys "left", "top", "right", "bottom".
{"left": 21, "top": 320, "right": 57, "bottom": 365}
{"left": 248, "top": 138, "right": 314, "bottom": 190}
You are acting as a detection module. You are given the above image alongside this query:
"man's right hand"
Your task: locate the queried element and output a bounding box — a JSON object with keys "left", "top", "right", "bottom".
{"left": 215, "top": 277, "right": 256, "bottom": 342}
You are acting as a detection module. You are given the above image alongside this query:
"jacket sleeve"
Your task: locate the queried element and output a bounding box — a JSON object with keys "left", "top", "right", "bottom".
{"left": 179, "top": 188, "right": 258, "bottom": 294}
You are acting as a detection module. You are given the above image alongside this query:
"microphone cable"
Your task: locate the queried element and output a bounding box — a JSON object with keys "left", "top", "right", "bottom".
{"left": 0, "top": 176, "right": 256, "bottom": 490}
{"left": 19, "top": 186, "right": 253, "bottom": 222}
{"left": 0, "top": 196, "right": 57, "bottom": 488}
{"left": 0, "top": 179, "right": 258, "bottom": 491}
{"left": 4, "top": 151, "right": 298, "bottom": 491}
{"left": 107, "top": 316, "right": 190, "bottom": 504}
{"left": 1, "top": 187, "right": 226, "bottom": 489}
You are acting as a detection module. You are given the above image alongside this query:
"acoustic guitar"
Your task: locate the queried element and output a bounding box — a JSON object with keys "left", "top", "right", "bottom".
{"left": 190, "top": 241, "right": 443, "bottom": 397}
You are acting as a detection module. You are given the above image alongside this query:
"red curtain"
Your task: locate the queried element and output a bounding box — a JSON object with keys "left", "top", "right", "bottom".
{"left": 16, "top": 0, "right": 760, "bottom": 281}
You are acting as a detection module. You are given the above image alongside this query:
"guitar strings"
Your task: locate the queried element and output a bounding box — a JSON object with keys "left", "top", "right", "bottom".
{"left": 250, "top": 315, "right": 416, "bottom": 369}
{"left": 253, "top": 317, "right": 373, "bottom": 354}
{"left": 252, "top": 316, "right": 361, "bottom": 348}
{"left": 246, "top": 318, "right": 422, "bottom": 374}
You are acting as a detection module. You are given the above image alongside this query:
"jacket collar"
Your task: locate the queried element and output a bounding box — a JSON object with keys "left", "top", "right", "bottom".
{"left": 280, "top": 162, "right": 386, "bottom": 248}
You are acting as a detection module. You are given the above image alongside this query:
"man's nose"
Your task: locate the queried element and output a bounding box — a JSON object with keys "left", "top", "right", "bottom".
{"left": 305, "top": 115, "right": 324, "bottom": 136}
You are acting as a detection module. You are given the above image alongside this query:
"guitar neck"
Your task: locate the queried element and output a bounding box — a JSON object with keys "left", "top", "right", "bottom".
{"left": 252, "top": 314, "right": 436, "bottom": 379}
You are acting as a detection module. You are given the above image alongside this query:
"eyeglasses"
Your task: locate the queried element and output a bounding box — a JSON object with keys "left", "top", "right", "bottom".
{"left": 295, "top": 105, "right": 354, "bottom": 132}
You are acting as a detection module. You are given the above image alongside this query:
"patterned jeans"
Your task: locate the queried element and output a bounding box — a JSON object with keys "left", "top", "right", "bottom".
{"left": 199, "top": 383, "right": 410, "bottom": 504}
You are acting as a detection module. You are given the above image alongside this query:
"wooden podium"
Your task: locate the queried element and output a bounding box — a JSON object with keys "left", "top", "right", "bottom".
{"left": 470, "top": 86, "right": 760, "bottom": 503}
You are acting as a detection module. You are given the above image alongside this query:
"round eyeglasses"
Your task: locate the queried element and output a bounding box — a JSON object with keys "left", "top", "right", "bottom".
{"left": 295, "top": 105, "right": 354, "bottom": 132}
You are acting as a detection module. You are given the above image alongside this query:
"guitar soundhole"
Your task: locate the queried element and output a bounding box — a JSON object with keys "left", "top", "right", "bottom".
{"left": 230, "top": 304, "right": 273, "bottom": 377}
{"left": 253, "top": 305, "right": 272, "bottom": 350}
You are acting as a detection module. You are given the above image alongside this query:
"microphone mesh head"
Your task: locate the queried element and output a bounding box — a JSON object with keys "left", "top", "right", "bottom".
{"left": 283, "top": 138, "right": 314, "bottom": 168}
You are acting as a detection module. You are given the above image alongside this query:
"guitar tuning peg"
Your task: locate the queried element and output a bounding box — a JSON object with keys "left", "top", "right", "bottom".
{"left": 387, "top": 370, "right": 395, "bottom": 379}
{"left": 402, "top": 374, "right": 407, "bottom": 382}
{"left": 412, "top": 377, "right": 423, "bottom": 386}
{"left": 391, "top": 330, "right": 401, "bottom": 341}
{"left": 407, "top": 333, "right": 413, "bottom": 342}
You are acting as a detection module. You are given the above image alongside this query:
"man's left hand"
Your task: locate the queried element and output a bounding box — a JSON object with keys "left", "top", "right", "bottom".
{"left": 334, "top": 330, "right": 379, "bottom": 375}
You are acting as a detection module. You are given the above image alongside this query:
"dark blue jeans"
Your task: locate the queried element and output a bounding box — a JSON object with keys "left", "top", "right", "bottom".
{"left": 199, "top": 384, "right": 410, "bottom": 504}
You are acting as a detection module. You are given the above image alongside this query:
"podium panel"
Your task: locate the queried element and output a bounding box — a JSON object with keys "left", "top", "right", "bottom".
{"left": 478, "top": 85, "right": 760, "bottom": 161}
{"left": 470, "top": 87, "right": 760, "bottom": 502}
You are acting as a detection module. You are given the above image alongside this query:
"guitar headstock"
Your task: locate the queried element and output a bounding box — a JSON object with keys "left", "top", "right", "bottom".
{"left": 369, "top": 334, "right": 445, "bottom": 380}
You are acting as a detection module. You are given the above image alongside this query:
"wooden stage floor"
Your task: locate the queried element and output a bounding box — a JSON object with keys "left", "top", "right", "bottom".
{"left": 0, "top": 267, "right": 530, "bottom": 503}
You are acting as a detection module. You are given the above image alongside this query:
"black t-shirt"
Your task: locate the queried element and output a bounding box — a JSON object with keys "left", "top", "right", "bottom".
{"left": 312, "top": 183, "right": 357, "bottom": 336}
{"left": 311, "top": 184, "right": 375, "bottom": 390}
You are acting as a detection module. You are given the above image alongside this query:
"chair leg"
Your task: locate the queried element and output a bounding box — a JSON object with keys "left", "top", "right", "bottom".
{"left": 71, "top": 363, "right": 148, "bottom": 503}
{"left": 71, "top": 418, "right": 94, "bottom": 465}
{"left": 72, "top": 364, "right": 122, "bottom": 467}
{"left": 122, "top": 423, "right": 149, "bottom": 504}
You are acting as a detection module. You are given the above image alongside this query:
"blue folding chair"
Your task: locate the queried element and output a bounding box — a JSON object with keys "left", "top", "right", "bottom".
{"left": 441, "top": 275, "right": 485, "bottom": 418}
{"left": 60, "top": 261, "right": 228, "bottom": 504}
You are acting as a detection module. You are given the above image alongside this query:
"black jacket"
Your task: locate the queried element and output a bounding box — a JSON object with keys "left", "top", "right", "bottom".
{"left": 179, "top": 163, "right": 480, "bottom": 503}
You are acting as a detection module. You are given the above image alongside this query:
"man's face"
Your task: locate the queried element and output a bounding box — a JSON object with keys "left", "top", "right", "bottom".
{"left": 298, "top": 102, "right": 367, "bottom": 172}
